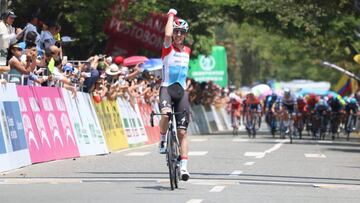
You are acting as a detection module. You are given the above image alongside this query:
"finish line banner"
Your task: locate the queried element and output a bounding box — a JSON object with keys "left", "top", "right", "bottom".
{"left": 0, "top": 84, "right": 31, "bottom": 172}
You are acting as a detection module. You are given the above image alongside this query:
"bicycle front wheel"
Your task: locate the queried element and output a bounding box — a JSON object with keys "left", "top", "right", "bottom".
{"left": 166, "top": 131, "right": 179, "bottom": 190}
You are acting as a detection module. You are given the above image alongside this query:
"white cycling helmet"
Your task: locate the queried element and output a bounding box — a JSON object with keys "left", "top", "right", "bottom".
{"left": 173, "top": 18, "right": 189, "bottom": 32}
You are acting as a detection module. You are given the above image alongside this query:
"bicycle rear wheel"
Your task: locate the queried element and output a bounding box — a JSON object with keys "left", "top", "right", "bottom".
{"left": 345, "top": 115, "right": 354, "bottom": 141}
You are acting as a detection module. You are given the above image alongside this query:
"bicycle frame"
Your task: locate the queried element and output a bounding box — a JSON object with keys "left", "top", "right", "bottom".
{"left": 150, "top": 110, "right": 185, "bottom": 190}
{"left": 345, "top": 113, "right": 357, "bottom": 141}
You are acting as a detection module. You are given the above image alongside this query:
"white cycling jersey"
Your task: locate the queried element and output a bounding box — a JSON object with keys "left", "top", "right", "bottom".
{"left": 161, "top": 44, "right": 191, "bottom": 89}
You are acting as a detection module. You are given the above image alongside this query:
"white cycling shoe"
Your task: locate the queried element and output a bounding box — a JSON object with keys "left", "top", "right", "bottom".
{"left": 180, "top": 168, "right": 190, "bottom": 181}
{"left": 159, "top": 141, "right": 166, "bottom": 154}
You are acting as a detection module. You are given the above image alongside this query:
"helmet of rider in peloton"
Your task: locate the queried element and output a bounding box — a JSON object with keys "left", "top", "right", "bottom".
{"left": 228, "top": 85, "right": 236, "bottom": 92}
{"left": 327, "top": 94, "right": 333, "bottom": 100}
{"left": 173, "top": 18, "right": 189, "bottom": 32}
{"left": 246, "top": 92, "right": 255, "bottom": 99}
{"left": 283, "top": 88, "right": 291, "bottom": 97}
{"left": 350, "top": 97, "right": 358, "bottom": 104}
{"left": 296, "top": 95, "right": 304, "bottom": 102}
{"left": 318, "top": 99, "right": 326, "bottom": 106}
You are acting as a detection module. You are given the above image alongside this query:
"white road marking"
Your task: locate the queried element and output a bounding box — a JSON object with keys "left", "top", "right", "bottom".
{"left": 244, "top": 162, "right": 255, "bottom": 166}
{"left": 229, "top": 170, "right": 243, "bottom": 176}
{"left": 314, "top": 184, "right": 360, "bottom": 190}
{"left": 233, "top": 138, "right": 249, "bottom": 142}
{"left": 244, "top": 140, "right": 287, "bottom": 159}
{"left": 265, "top": 142, "right": 285, "bottom": 154}
{"left": 115, "top": 143, "right": 157, "bottom": 154}
{"left": 305, "top": 154, "right": 326, "bottom": 158}
{"left": 186, "top": 199, "right": 203, "bottom": 203}
{"left": 125, "top": 152, "right": 150, "bottom": 156}
{"left": 317, "top": 140, "right": 333, "bottom": 144}
{"left": 189, "top": 151, "right": 208, "bottom": 156}
{"left": 244, "top": 152, "right": 264, "bottom": 157}
{"left": 190, "top": 138, "right": 208, "bottom": 142}
{"left": 209, "top": 185, "right": 226, "bottom": 192}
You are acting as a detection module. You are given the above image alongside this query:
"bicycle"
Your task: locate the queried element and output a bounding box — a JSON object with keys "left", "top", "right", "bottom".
{"left": 230, "top": 109, "right": 240, "bottom": 136}
{"left": 344, "top": 112, "right": 357, "bottom": 141}
{"left": 244, "top": 108, "right": 258, "bottom": 138}
{"left": 293, "top": 111, "right": 304, "bottom": 139}
{"left": 150, "top": 110, "right": 186, "bottom": 190}
{"left": 329, "top": 111, "right": 341, "bottom": 140}
{"left": 265, "top": 110, "right": 277, "bottom": 137}
{"left": 279, "top": 109, "right": 293, "bottom": 144}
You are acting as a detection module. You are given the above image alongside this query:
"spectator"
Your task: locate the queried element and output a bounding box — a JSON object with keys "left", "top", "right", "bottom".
{"left": 23, "top": 13, "right": 40, "bottom": 46}
{"left": 19, "top": 31, "right": 43, "bottom": 57}
{"left": 81, "top": 55, "right": 100, "bottom": 93}
{"left": 0, "top": 10, "right": 24, "bottom": 50}
{"left": 7, "top": 43, "right": 37, "bottom": 84}
{"left": 40, "top": 20, "right": 57, "bottom": 50}
{"left": 105, "top": 63, "right": 121, "bottom": 100}
{"left": 93, "top": 76, "right": 108, "bottom": 103}
{"left": 51, "top": 57, "right": 76, "bottom": 97}
{"left": 0, "top": 64, "right": 10, "bottom": 84}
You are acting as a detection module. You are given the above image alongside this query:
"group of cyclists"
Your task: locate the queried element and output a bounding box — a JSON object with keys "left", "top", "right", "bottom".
{"left": 228, "top": 86, "right": 360, "bottom": 141}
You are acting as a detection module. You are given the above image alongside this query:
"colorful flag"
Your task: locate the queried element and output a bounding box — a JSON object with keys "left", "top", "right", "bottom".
{"left": 334, "top": 75, "right": 357, "bottom": 96}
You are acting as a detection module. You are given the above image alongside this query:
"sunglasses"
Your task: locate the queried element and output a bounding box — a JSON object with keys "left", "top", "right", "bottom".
{"left": 173, "top": 29, "right": 186, "bottom": 35}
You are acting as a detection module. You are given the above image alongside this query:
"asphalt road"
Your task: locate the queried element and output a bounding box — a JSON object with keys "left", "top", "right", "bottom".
{"left": 1, "top": 133, "right": 360, "bottom": 203}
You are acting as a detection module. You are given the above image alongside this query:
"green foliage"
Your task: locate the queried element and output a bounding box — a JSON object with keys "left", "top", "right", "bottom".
{"left": 8, "top": 0, "right": 360, "bottom": 86}
{"left": 11, "top": 0, "right": 116, "bottom": 59}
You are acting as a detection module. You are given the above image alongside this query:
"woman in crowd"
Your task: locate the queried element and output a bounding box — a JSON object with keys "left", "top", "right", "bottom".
{"left": 7, "top": 43, "right": 37, "bottom": 84}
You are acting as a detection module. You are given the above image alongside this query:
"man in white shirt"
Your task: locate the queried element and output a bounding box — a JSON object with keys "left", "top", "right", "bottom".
{"left": 0, "top": 10, "right": 23, "bottom": 49}
{"left": 0, "top": 10, "right": 24, "bottom": 65}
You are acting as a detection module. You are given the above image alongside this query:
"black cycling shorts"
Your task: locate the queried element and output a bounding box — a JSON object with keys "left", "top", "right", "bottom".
{"left": 283, "top": 103, "right": 295, "bottom": 113}
{"left": 159, "top": 83, "right": 190, "bottom": 130}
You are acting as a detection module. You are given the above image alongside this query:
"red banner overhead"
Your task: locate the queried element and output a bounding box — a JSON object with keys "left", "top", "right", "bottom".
{"left": 104, "top": 1, "right": 167, "bottom": 56}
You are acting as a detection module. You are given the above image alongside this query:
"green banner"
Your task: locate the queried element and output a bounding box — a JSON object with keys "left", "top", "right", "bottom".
{"left": 189, "top": 46, "right": 228, "bottom": 87}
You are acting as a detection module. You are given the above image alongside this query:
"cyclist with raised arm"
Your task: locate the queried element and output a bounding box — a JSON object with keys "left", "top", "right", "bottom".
{"left": 158, "top": 9, "right": 191, "bottom": 181}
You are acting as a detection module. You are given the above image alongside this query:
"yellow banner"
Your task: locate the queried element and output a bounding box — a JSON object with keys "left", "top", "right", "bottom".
{"left": 93, "top": 99, "right": 128, "bottom": 151}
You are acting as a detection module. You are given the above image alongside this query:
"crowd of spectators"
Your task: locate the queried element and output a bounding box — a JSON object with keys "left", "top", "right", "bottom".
{"left": 0, "top": 10, "right": 229, "bottom": 108}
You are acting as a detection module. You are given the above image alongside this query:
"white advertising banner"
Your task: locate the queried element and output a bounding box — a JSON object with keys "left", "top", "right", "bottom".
{"left": 0, "top": 83, "right": 31, "bottom": 172}
{"left": 62, "top": 89, "right": 108, "bottom": 156}
{"left": 117, "top": 97, "right": 147, "bottom": 146}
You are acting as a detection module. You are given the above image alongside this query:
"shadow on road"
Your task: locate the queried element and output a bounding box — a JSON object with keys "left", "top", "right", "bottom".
{"left": 326, "top": 148, "right": 360, "bottom": 153}
{"left": 71, "top": 171, "right": 360, "bottom": 185}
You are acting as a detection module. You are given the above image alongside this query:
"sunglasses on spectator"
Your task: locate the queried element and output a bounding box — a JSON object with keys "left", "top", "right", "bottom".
{"left": 173, "top": 29, "right": 186, "bottom": 35}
